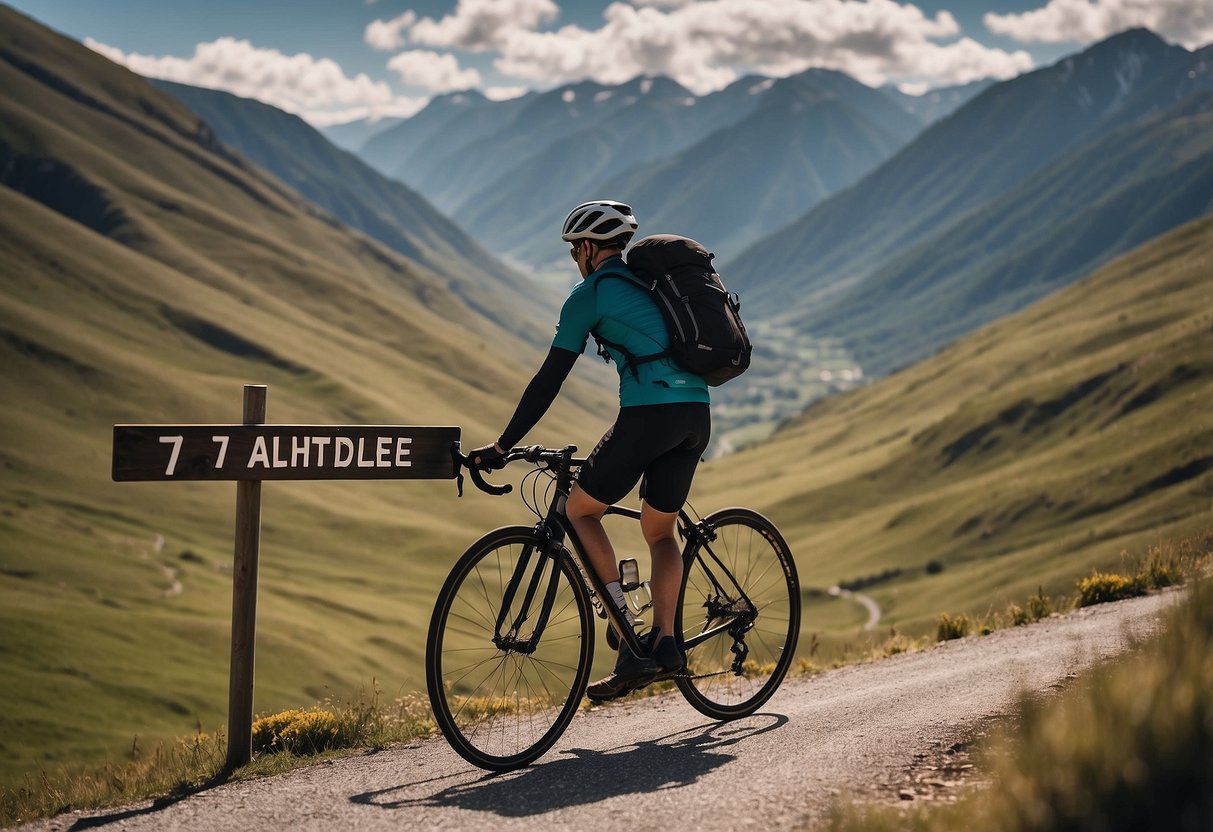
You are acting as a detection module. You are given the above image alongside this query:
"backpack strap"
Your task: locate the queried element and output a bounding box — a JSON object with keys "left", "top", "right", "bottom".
{"left": 590, "top": 268, "right": 670, "bottom": 379}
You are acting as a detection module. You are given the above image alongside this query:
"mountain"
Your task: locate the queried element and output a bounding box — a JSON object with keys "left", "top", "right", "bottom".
{"left": 451, "top": 76, "right": 761, "bottom": 269}
{"left": 319, "top": 114, "right": 406, "bottom": 153}
{"left": 348, "top": 69, "right": 944, "bottom": 275}
{"left": 357, "top": 88, "right": 507, "bottom": 188}
{"left": 0, "top": 4, "right": 613, "bottom": 783}
{"left": 151, "top": 80, "right": 552, "bottom": 339}
{"left": 696, "top": 213, "right": 1213, "bottom": 639}
{"left": 882, "top": 78, "right": 996, "bottom": 124}
{"left": 606, "top": 73, "right": 920, "bottom": 260}
{"left": 806, "top": 90, "right": 1213, "bottom": 374}
{"left": 727, "top": 30, "right": 1208, "bottom": 359}
{"left": 446, "top": 70, "right": 924, "bottom": 271}
{"left": 412, "top": 77, "right": 700, "bottom": 219}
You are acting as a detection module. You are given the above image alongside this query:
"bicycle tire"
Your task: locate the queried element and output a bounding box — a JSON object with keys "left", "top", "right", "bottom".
{"left": 675, "top": 507, "right": 800, "bottom": 719}
{"left": 426, "top": 526, "right": 594, "bottom": 770}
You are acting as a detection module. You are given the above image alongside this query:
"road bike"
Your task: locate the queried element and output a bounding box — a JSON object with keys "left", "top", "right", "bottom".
{"left": 426, "top": 444, "right": 800, "bottom": 771}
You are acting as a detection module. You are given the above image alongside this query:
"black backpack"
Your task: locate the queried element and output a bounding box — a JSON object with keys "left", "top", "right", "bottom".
{"left": 594, "top": 235, "right": 752, "bottom": 387}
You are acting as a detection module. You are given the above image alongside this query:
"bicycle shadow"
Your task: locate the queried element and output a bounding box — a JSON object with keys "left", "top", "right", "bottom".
{"left": 351, "top": 713, "right": 787, "bottom": 818}
{"left": 65, "top": 773, "right": 228, "bottom": 829}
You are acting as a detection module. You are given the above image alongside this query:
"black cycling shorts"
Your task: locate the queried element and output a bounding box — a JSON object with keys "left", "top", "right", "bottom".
{"left": 575, "top": 402, "right": 711, "bottom": 513}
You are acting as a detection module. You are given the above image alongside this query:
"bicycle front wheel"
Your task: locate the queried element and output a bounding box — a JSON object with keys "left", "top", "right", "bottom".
{"left": 426, "top": 526, "right": 594, "bottom": 770}
{"left": 675, "top": 507, "right": 800, "bottom": 719}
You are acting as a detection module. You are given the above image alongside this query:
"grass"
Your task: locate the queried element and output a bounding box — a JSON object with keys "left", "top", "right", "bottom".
{"left": 0, "top": 687, "right": 436, "bottom": 827}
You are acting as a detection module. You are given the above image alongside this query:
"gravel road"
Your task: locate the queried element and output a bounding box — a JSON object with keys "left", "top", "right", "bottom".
{"left": 28, "top": 590, "right": 1180, "bottom": 832}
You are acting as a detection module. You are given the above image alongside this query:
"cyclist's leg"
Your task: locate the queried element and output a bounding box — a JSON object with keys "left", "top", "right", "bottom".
{"left": 565, "top": 484, "right": 616, "bottom": 585}
{"left": 570, "top": 413, "right": 647, "bottom": 588}
{"left": 639, "top": 503, "right": 680, "bottom": 638}
{"left": 638, "top": 403, "right": 711, "bottom": 647}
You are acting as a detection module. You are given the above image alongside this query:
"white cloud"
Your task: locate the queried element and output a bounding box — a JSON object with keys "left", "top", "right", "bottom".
{"left": 485, "top": 85, "right": 530, "bottom": 100}
{"left": 364, "top": 11, "right": 417, "bottom": 51}
{"left": 985, "top": 0, "right": 1213, "bottom": 49}
{"left": 493, "top": 0, "right": 1034, "bottom": 94}
{"left": 407, "top": 0, "right": 561, "bottom": 51}
{"left": 387, "top": 50, "right": 482, "bottom": 92}
{"left": 86, "top": 37, "right": 425, "bottom": 126}
{"left": 303, "top": 98, "right": 428, "bottom": 127}
{"left": 898, "top": 81, "right": 931, "bottom": 95}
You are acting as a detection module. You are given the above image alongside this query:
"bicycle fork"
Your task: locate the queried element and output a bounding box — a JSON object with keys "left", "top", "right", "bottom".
{"left": 492, "top": 537, "right": 564, "bottom": 655}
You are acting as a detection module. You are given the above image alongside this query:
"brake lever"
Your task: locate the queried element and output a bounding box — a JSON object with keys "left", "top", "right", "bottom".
{"left": 450, "top": 443, "right": 465, "bottom": 496}
{"left": 450, "top": 444, "right": 512, "bottom": 497}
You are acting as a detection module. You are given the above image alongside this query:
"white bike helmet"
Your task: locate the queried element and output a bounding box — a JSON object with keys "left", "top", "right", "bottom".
{"left": 561, "top": 200, "right": 638, "bottom": 242}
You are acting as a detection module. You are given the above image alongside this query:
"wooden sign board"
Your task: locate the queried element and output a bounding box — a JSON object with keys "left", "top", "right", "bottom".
{"left": 112, "top": 425, "right": 460, "bottom": 481}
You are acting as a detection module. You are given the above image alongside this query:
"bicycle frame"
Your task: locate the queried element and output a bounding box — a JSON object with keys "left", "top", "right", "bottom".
{"left": 478, "top": 445, "right": 758, "bottom": 663}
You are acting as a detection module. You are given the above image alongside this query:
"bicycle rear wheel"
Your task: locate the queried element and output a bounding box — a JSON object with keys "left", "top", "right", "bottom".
{"left": 675, "top": 507, "right": 800, "bottom": 719}
{"left": 426, "top": 526, "right": 594, "bottom": 770}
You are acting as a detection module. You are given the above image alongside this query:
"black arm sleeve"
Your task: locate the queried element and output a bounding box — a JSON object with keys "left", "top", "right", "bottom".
{"left": 496, "top": 346, "right": 580, "bottom": 450}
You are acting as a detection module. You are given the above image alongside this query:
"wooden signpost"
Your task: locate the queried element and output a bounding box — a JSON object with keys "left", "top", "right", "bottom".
{"left": 112, "top": 385, "right": 460, "bottom": 772}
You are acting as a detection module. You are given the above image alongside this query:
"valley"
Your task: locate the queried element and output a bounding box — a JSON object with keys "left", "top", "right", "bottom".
{"left": 1, "top": 3, "right": 1210, "bottom": 793}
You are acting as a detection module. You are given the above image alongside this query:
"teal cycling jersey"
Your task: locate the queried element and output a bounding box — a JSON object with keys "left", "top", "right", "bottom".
{"left": 552, "top": 256, "right": 710, "bottom": 407}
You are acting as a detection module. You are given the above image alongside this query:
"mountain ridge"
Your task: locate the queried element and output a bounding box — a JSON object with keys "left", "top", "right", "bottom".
{"left": 150, "top": 79, "right": 554, "bottom": 340}
{"left": 722, "top": 28, "right": 1211, "bottom": 381}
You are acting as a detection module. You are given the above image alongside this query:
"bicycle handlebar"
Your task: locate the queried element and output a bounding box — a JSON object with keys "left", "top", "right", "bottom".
{"left": 451, "top": 443, "right": 583, "bottom": 497}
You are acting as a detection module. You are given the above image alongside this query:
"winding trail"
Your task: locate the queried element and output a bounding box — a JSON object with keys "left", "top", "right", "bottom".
{"left": 829, "top": 585, "right": 883, "bottom": 630}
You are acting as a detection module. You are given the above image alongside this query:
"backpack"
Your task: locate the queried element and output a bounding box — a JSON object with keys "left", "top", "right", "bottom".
{"left": 594, "top": 234, "right": 752, "bottom": 387}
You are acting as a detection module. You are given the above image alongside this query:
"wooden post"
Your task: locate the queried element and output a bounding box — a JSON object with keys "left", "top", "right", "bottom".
{"left": 111, "top": 387, "right": 459, "bottom": 773}
{"left": 225, "top": 384, "right": 266, "bottom": 772}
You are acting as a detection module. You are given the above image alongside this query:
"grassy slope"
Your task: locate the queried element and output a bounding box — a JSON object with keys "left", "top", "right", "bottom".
{"left": 149, "top": 80, "right": 554, "bottom": 343}
{"left": 0, "top": 6, "right": 614, "bottom": 784}
{"left": 694, "top": 215, "right": 1213, "bottom": 647}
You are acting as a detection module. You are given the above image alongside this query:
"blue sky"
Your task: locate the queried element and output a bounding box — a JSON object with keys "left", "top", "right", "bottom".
{"left": 8, "top": 0, "right": 1210, "bottom": 125}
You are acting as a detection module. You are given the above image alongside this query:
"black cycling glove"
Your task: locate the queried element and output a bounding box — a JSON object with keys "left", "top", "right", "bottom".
{"left": 469, "top": 443, "right": 507, "bottom": 472}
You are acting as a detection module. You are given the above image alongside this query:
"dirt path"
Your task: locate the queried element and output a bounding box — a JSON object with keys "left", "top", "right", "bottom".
{"left": 27, "top": 591, "right": 1180, "bottom": 832}
{"left": 829, "top": 586, "right": 883, "bottom": 630}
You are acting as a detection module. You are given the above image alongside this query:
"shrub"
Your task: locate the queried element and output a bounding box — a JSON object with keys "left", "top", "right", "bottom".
{"left": 1007, "top": 603, "right": 1030, "bottom": 626}
{"left": 1134, "top": 542, "right": 1187, "bottom": 590}
{"left": 251, "top": 708, "right": 342, "bottom": 756}
{"left": 869, "top": 629, "right": 929, "bottom": 660}
{"left": 925, "top": 560, "right": 945, "bottom": 575}
{"left": 1077, "top": 571, "right": 1142, "bottom": 607}
{"left": 936, "top": 612, "right": 972, "bottom": 642}
{"left": 1026, "top": 587, "right": 1054, "bottom": 621}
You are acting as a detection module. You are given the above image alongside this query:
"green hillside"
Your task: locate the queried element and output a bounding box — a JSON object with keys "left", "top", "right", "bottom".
{"left": 150, "top": 80, "right": 553, "bottom": 342}
{"left": 695, "top": 214, "right": 1212, "bottom": 642}
{"left": 0, "top": 5, "right": 613, "bottom": 785}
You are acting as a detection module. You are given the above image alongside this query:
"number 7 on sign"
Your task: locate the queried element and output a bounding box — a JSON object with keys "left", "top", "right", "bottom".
{"left": 159, "top": 435, "right": 184, "bottom": 476}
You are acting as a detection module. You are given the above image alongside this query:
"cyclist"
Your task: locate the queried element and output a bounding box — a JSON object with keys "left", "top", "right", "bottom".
{"left": 470, "top": 199, "right": 711, "bottom": 701}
